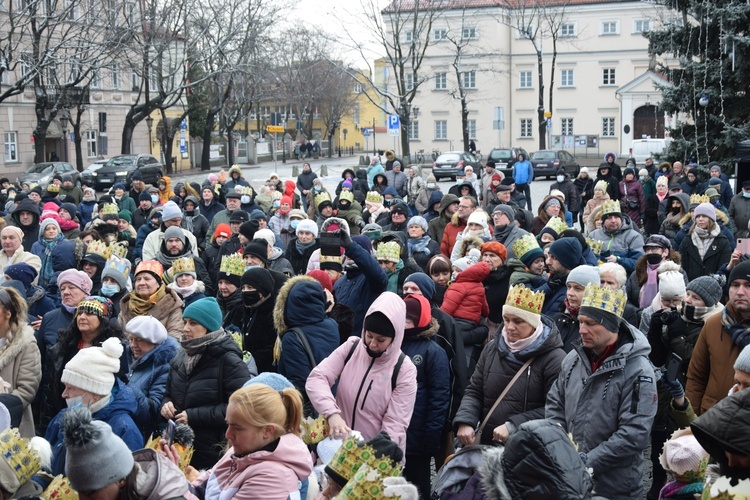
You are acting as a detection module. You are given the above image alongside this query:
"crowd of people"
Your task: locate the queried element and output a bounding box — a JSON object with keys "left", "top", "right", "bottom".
{"left": 0, "top": 152, "right": 749, "bottom": 499}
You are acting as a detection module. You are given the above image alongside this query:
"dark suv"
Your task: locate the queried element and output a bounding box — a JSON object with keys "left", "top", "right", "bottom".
{"left": 89, "top": 154, "right": 163, "bottom": 190}
{"left": 487, "top": 147, "right": 530, "bottom": 176}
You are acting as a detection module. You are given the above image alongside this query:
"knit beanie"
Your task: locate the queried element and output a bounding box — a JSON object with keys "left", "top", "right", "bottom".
{"left": 480, "top": 241, "right": 507, "bottom": 262}
{"left": 118, "top": 210, "right": 132, "bottom": 223}
{"left": 182, "top": 297, "right": 223, "bottom": 332}
{"left": 658, "top": 261, "right": 687, "bottom": 299}
{"left": 548, "top": 238, "right": 583, "bottom": 271}
{"left": 454, "top": 248, "right": 481, "bottom": 272}
{"left": 658, "top": 428, "right": 709, "bottom": 482}
{"left": 161, "top": 201, "right": 182, "bottom": 221}
{"left": 75, "top": 296, "right": 114, "bottom": 320}
{"left": 250, "top": 209, "right": 267, "bottom": 221}
{"left": 60, "top": 202, "right": 78, "bottom": 219}
{"left": 239, "top": 220, "right": 258, "bottom": 242}
{"left": 58, "top": 269, "right": 93, "bottom": 295}
{"left": 492, "top": 204, "right": 515, "bottom": 223}
{"left": 288, "top": 208, "right": 307, "bottom": 220}
{"left": 594, "top": 180, "right": 609, "bottom": 193}
{"left": 734, "top": 345, "right": 750, "bottom": 375}
{"left": 656, "top": 176, "right": 669, "bottom": 187}
{"left": 163, "top": 225, "right": 186, "bottom": 244}
{"left": 244, "top": 239, "right": 270, "bottom": 266}
{"left": 241, "top": 267, "right": 275, "bottom": 297}
{"left": 64, "top": 406, "right": 135, "bottom": 493}
{"left": 3, "top": 263, "right": 37, "bottom": 290}
{"left": 352, "top": 235, "right": 373, "bottom": 254}
{"left": 686, "top": 276, "right": 723, "bottom": 308}
{"left": 243, "top": 372, "right": 294, "bottom": 391}
{"left": 729, "top": 260, "right": 750, "bottom": 285}
{"left": 61, "top": 337, "right": 123, "bottom": 395}
{"left": 403, "top": 272, "right": 435, "bottom": 301}
{"left": 213, "top": 223, "right": 231, "bottom": 241}
{"left": 407, "top": 216, "right": 428, "bottom": 233}
{"left": 404, "top": 294, "right": 432, "bottom": 337}
{"left": 296, "top": 219, "right": 319, "bottom": 238}
{"left": 125, "top": 316, "right": 168, "bottom": 345}
{"left": 375, "top": 241, "right": 401, "bottom": 264}
{"left": 40, "top": 218, "right": 61, "bottom": 237}
{"left": 566, "top": 265, "right": 600, "bottom": 287}
{"left": 364, "top": 311, "right": 396, "bottom": 338}
{"left": 693, "top": 202, "right": 716, "bottom": 222}
{"left": 139, "top": 191, "right": 152, "bottom": 202}
{"left": 253, "top": 228, "right": 276, "bottom": 247}
{"left": 307, "top": 269, "right": 333, "bottom": 293}
{"left": 467, "top": 211, "right": 489, "bottom": 230}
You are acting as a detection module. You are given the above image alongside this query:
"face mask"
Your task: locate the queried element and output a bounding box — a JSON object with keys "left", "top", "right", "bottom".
{"left": 456, "top": 179, "right": 464, "bottom": 186}
{"left": 556, "top": 175, "right": 565, "bottom": 183}
{"left": 744, "top": 192, "right": 750, "bottom": 199}
{"left": 427, "top": 183, "right": 436, "bottom": 189}
{"left": 185, "top": 209, "right": 195, "bottom": 216}
{"left": 365, "top": 345, "right": 385, "bottom": 358}
{"left": 242, "top": 290, "right": 261, "bottom": 307}
{"left": 100, "top": 284, "right": 120, "bottom": 297}
{"left": 671, "top": 207, "right": 681, "bottom": 215}
{"left": 273, "top": 200, "right": 280, "bottom": 208}
{"left": 290, "top": 220, "right": 299, "bottom": 230}
{"left": 645, "top": 253, "right": 663, "bottom": 265}
{"left": 66, "top": 396, "right": 84, "bottom": 409}
{"left": 241, "top": 195, "right": 250, "bottom": 204}
{"left": 244, "top": 265, "right": 260, "bottom": 272}
{"left": 314, "top": 186, "right": 322, "bottom": 192}
{"left": 640, "top": 176, "right": 646, "bottom": 181}
{"left": 151, "top": 195, "right": 159, "bottom": 203}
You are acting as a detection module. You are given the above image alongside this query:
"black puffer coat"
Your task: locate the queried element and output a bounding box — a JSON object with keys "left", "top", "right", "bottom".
{"left": 161, "top": 333, "right": 251, "bottom": 469}
{"left": 453, "top": 315, "right": 566, "bottom": 445}
{"left": 484, "top": 267, "right": 512, "bottom": 324}
{"left": 283, "top": 239, "right": 319, "bottom": 276}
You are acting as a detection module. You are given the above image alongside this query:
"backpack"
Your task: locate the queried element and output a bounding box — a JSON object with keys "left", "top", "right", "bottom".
{"left": 431, "top": 445, "right": 489, "bottom": 499}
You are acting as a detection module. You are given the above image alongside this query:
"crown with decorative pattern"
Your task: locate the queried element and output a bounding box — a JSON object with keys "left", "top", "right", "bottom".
{"left": 41, "top": 474, "right": 77, "bottom": 500}
{"left": 544, "top": 216, "right": 568, "bottom": 237}
{"left": 600, "top": 200, "right": 622, "bottom": 218}
{"left": 46, "top": 183, "right": 60, "bottom": 193}
{"left": 171, "top": 257, "right": 196, "bottom": 278}
{"left": 104, "top": 254, "right": 131, "bottom": 278}
{"left": 581, "top": 282, "right": 626, "bottom": 318}
{"left": 84, "top": 239, "right": 110, "bottom": 259}
{"left": 339, "top": 190, "right": 355, "bottom": 203}
{"left": 240, "top": 185, "right": 254, "bottom": 196}
{"left": 134, "top": 260, "right": 164, "bottom": 279}
{"left": 144, "top": 434, "right": 195, "bottom": 473}
{"left": 365, "top": 191, "right": 384, "bottom": 204}
{"left": 689, "top": 193, "right": 710, "bottom": 207}
{"left": 511, "top": 234, "right": 541, "bottom": 260}
{"left": 594, "top": 180, "right": 609, "bottom": 193}
{"left": 505, "top": 285, "right": 545, "bottom": 315}
{"left": 108, "top": 242, "right": 128, "bottom": 259}
{"left": 316, "top": 192, "right": 332, "bottom": 208}
{"left": 219, "top": 253, "right": 244, "bottom": 277}
{"left": 301, "top": 415, "right": 330, "bottom": 445}
{"left": 0, "top": 428, "right": 41, "bottom": 492}
{"left": 586, "top": 237, "right": 604, "bottom": 255}
{"left": 326, "top": 437, "right": 402, "bottom": 489}
{"left": 101, "top": 203, "right": 119, "bottom": 217}
{"left": 339, "top": 463, "right": 404, "bottom": 499}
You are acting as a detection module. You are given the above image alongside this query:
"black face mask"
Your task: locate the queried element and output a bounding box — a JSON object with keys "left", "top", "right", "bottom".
{"left": 365, "top": 345, "right": 385, "bottom": 358}
{"left": 185, "top": 210, "right": 195, "bottom": 216}
{"left": 242, "top": 290, "right": 261, "bottom": 307}
{"left": 671, "top": 207, "right": 681, "bottom": 215}
{"left": 646, "top": 253, "right": 663, "bottom": 265}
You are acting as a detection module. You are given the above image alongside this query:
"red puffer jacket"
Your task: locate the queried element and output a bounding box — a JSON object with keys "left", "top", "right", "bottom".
{"left": 441, "top": 261, "right": 490, "bottom": 323}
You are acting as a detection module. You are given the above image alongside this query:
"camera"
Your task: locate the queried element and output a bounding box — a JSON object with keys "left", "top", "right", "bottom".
{"left": 659, "top": 309, "right": 680, "bottom": 324}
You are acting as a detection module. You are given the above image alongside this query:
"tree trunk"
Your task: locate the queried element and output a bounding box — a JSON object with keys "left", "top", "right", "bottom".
{"left": 122, "top": 112, "right": 136, "bottom": 154}
{"left": 400, "top": 115, "right": 410, "bottom": 161}
{"left": 201, "top": 112, "right": 217, "bottom": 171}
{"left": 536, "top": 49, "right": 546, "bottom": 150}
{"left": 33, "top": 99, "right": 50, "bottom": 163}
{"left": 163, "top": 130, "right": 174, "bottom": 175}
{"left": 461, "top": 97, "right": 469, "bottom": 152}
{"left": 73, "top": 112, "right": 84, "bottom": 171}
{"left": 227, "top": 126, "right": 235, "bottom": 166}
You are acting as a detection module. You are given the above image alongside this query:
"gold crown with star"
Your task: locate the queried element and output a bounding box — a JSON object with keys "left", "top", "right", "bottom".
{"left": 326, "top": 437, "right": 402, "bottom": 488}
{"left": 600, "top": 200, "right": 622, "bottom": 217}
{"left": 300, "top": 415, "right": 330, "bottom": 445}
{"left": 365, "top": 191, "right": 384, "bottom": 204}
{"left": 690, "top": 193, "right": 710, "bottom": 206}
{"left": 171, "top": 257, "right": 196, "bottom": 277}
{"left": 108, "top": 242, "right": 128, "bottom": 259}
{"left": 101, "top": 203, "right": 119, "bottom": 216}
{"left": 84, "top": 239, "right": 110, "bottom": 259}
{"left": 581, "top": 282, "right": 626, "bottom": 318}
{"left": 316, "top": 192, "right": 332, "bottom": 207}
{"left": 41, "top": 474, "right": 77, "bottom": 500}
{"left": 0, "top": 428, "right": 41, "bottom": 490}
{"left": 144, "top": 434, "right": 195, "bottom": 473}
{"left": 586, "top": 237, "right": 604, "bottom": 255}
{"left": 339, "top": 463, "right": 403, "bottom": 499}
{"left": 240, "top": 186, "right": 254, "bottom": 196}
{"left": 544, "top": 216, "right": 568, "bottom": 237}
{"left": 505, "top": 285, "right": 545, "bottom": 315}
{"left": 511, "top": 234, "right": 541, "bottom": 259}
{"left": 219, "top": 253, "right": 244, "bottom": 277}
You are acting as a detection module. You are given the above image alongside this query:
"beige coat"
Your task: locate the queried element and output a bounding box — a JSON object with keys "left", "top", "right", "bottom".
{"left": 0, "top": 325, "right": 42, "bottom": 437}
{"left": 0, "top": 246, "right": 41, "bottom": 276}
{"left": 118, "top": 288, "right": 184, "bottom": 339}
{"left": 142, "top": 228, "right": 199, "bottom": 262}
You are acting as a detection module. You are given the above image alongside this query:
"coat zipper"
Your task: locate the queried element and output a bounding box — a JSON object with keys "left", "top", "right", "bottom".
{"left": 351, "top": 358, "right": 375, "bottom": 430}
{"left": 360, "top": 381, "right": 374, "bottom": 411}
{"left": 523, "top": 365, "right": 531, "bottom": 412}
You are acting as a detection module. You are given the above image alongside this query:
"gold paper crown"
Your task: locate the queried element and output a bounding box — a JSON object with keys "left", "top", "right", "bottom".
{"left": 690, "top": 193, "right": 709, "bottom": 206}
{"left": 339, "top": 190, "right": 354, "bottom": 203}
{"left": 511, "top": 234, "right": 541, "bottom": 259}
{"left": 316, "top": 192, "right": 332, "bottom": 207}
{"left": 600, "top": 200, "right": 621, "bottom": 217}
{"left": 320, "top": 253, "right": 344, "bottom": 264}
{"left": 84, "top": 239, "right": 110, "bottom": 259}
{"left": 505, "top": 285, "right": 545, "bottom": 315}
{"left": 240, "top": 186, "right": 254, "bottom": 196}
{"left": 108, "top": 242, "right": 128, "bottom": 259}
{"left": 219, "top": 253, "right": 244, "bottom": 277}
{"left": 134, "top": 259, "right": 164, "bottom": 278}
{"left": 594, "top": 180, "right": 609, "bottom": 192}
{"left": 586, "top": 237, "right": 604, "bottom": 255}
{"left": 47, "top": 183, "right": 60, "bottom": 193}
{"left": 327, "top": 437, "right": 402, "bottom": 487}
{"left": 171, "top": 257, "right": 196, "bottom": 277}
{"left": 42, "top": 474, "right": 77, "bottom": 500}
{"left": 101, "top": 203, "right": 119, "bottom": 216}
{"left": 300, "top": 415, "right": 330, "bottom": 445}
{"left": 144, "top": 434, "right": 195, "bottom": 473}
{"left": 544, "top": 217, "right": 568, "bottom": 237}
{"left": 339, "top": 463, "right": 403, "bottom": 499}
{"left": 365, "top": 191, "right": 384, "bottom": 204}
{"left": 0, "top": 428, "right": 41, "bottom": 489}
{"left": 581, "top": 282, "right": 626, "bottom": 319}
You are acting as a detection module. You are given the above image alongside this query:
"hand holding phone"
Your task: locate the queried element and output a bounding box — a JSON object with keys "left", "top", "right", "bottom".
{"left": 665, "top": 353, "right": 683, "bottom": 384}
{"left": 167, "top": 419, "right": 176, "bottom": 447}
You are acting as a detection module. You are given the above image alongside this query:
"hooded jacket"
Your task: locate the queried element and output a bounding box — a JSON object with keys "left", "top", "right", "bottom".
{"left": 588, "top": 215, "right": 645, "bottom": 274}
{"left": 367, "top": 161, "right": 386, "bottom": 188}
{"left": 275, "top": 276, "right": 340, "bottom": 414}
{"left": 118, "top": 287, "right": 185, "bottom": 339}
{"left": 296, "top": 167, "right": 318, "bottom": 191}
{"left": 142, "top": 225, "right": 199, "bottom": 262}
{"left": 440, "top": 212, "right": 468, "bottom": 257}
{"left": 545, "top": 323, "right": 658, "bottom": 500}
{"left": 0, "top": 324, "right": 41, "bottom": 437}
{"left": 454, "top": 315, "right": 565, "bottom": 445}
{"left": 678, "top": 225, "right": 732, "bottom": 282}
{"left": 199, "top": 195, "right": 225, "bottom": 225}
{"left": 428, "top": 193, "right": 458, "bottom": 244}
{"left": 595, "top": 165, "right": 620, "bottom": 201}
{"left": 201, "top": 433, "right": 313, "bottom": 500}
{"left": 416, "top": 176, "right": 439, "bottom": 214}
{"left": 306, "top": 292, "right": 418, "bottom": 455}
{"left": 660, "top": 192, "right": 691, "bottom": 242}
{"left": 131, "top": 449, "right": 195, "bottom": 500}
{"left": 422, "top": 189, "right": 444, "bottom": 223}
{"left": 385, "top": 169, "right": 408, "bottom": 198}
{"left": 10, "top": 198, "right": 41, "bottom": 251}
{"left": 158, "top": 176, "right": 172, "bottom": 205}
{"left": 441, "top": 262, "right": 490, "bottom": 324}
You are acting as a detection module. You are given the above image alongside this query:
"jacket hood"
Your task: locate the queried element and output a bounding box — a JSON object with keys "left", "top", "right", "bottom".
{"left": 573, "top": 322, "right": 651, "bottom": 375}
{"left": 12, "top": 198, "right": 41, "bottom": 225}
{"left": 439, "top": 193, "right": 459, "bottom": 215}
{"left": 355, "top": 169, "right": 367, "bottom": 180}
{"left": 232, "top": 433, "right": 313, "bottom": 483}
{"left": 321, "top": 216, "right": 351, "bottom": 236}
{"left": 537, "top": 194, "right": 567, "bottom": 218}
{"left": 228, "top": 165, "right": 243, "bottom": 179}
{"left": 131, "top": 336, "right": 179, "bottom": 369}
{"left": 269, "top": 246, "right": 284, "bottom": 260}
{"left": 361, "top": 291, "right": 406, "bottom": 359}
{"left": 95, "top": 379, "right": 137, "bottom": 420}
{"left": 668, "top": 192, "right": 691, "bottom": 212}
{"left": 342, "top": 168, "right": 355, "bottom": 179}
{"left": 273, "top": 275, "right": 328, "bottom": 333}
{"left": 284, "top": 180, "right": 296, "bottom": 197}
{"left": 51, "top": 239, "right": 81, "bottom": 271}
{"left": 132, "top": 448, "right": 191, "bottom": 499}
{"left": 374, "top": 173, "right": 388, "bottom": 185}
{"left": 428, "top": 190, "right": 444, "bottom": 209}
{"left": 158, "top": 176, "right": 172, "bottom": 191}
{"left": 454, "top": 261, "right": 491, "bottom": 284}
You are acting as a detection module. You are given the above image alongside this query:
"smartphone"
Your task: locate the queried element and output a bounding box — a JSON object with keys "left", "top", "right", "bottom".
{"left": 319, "top": 231, "right": 342, "bottom": 256}
{"left": 166, "top": 419, "right": 176, "bottom": 447}
{"left": 665, "top": 353, "right": 683, "bottom": 384}
{"left": 738, "top": 238, "right": 750, "bottom": 256}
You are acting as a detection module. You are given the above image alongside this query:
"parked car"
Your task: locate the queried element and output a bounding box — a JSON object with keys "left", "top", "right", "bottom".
{"left": 487, "top": 147, "right": 530, "bottom": 176}
{"left": 629, "top": 138, "right": 671, "bottom": 166}
{"left": 17, "top": 162, "right": 80, "bottom": 190}
{"left": 529, "top": 150, "right": 580, "bottom": 179}
{"left": 89, "top": 154, "right": 163, "bottom": 190}
{"left": 431, "top": 151, "right": 481, "bottom": 181}
{"left": 79, "top": 159, "right": 109, "bottom": 188}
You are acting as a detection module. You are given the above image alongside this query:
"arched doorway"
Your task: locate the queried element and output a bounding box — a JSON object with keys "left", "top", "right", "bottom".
{"left": 633, "top": 105, "right": 664, "bottom": 139}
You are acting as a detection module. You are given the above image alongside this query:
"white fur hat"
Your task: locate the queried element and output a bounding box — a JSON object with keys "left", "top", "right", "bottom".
{"left": 254, "top": 228, "right": 276, "bottom": 246}
{"left": 61, "top": 338, "right": 123, "bottom": 395}
{"left": 658, "top": 261, "right": 686, "bottom": 299}
{"left": 296, "top": 219, "right": 319, "bottom": 238}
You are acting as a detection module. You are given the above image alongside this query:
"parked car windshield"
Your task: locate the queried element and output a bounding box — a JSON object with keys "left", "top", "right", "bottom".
{"left": 531, "top": 151, "right": 556, "bottom": 160}
{"left": 26, "top": 163, "right": 55, "bottom": 174}
{"left": 489, "top": 150, "right": 512, "bottom": 160}
{"left": 436, "top": 153, "right": 461, "bottom": 163}
{"left": 105, "top": 156, "right": 136, "bottom": 167}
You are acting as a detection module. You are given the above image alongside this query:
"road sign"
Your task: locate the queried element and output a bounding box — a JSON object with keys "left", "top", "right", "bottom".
{"left": 362, "top": 127, "right": 372, "bottom": 137}
{"left": 388, "top": 114, "right": 400, "bottom": 137}
{"left": 267, "top": 125, "right": 284, "bottom": 133}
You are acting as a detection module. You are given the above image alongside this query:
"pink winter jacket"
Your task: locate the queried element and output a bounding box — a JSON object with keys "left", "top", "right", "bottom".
{"left": 305, "top": 292, "right": 418, "bottom": 457}
{"left": 196, "top": 433, "right": 313, "bottom": 500}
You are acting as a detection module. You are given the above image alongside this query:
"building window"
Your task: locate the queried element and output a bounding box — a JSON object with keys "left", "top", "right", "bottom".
{"left": 601, "top": 21, "right": 619, "bottom": 35}
{"left": 404, "top": 29, "right": 413, "bottom": 43}
{"left": 561, "top": 118, "right": 573, "bottom": 136}
{"left": 519, "top": 71, "right": 532, "bottom": 88}
{"left": 468, "top": 119, "right": 476, "bottom": 140}
{"left": 111, "top": 67, "right": 120, "bottom": 90}
{"left": 405, "top": 73, "right": 414, "bottom": 91}
{"left": 353, "top": 83, "right": 363, "bottom": 93}
{"left": 131, "top": 70, "right": 139, "bottom": 91}
{"left": 435, "top": 120, "right": 447, "bottom": 140}
{"left": 408, "top": 121, "right": 419, "bottom": 140}
{"left": 461, "top": 27, "right": 477, "bottom": 40}
{"left": 433, "top": 28, "right": 448, "bottom": 41}
{"left": 434, "top": 72, "right": 447, "bottom": 90}
{"left": 86, "top": 130, "right": 97, "bottom": 157}
{"left": 602, "top": 68, "right": 616, "bottom": 85}
{"left": 561, "top": 69, "right": 574, "bottom": 87}
{"left": 602, "top": 117, "right": 616, "bottom": 137}
{"left": 4, "top": 132, "right": 17, "bottom": 162}
{"left": 460, "top": 70, "right": 476, "bottom": 89}
{"left": 560, "top": 23, "right": 576, "bottom": 37}
{"left": 352, "top": 103, "right": 360, "bottom": 125}
{"left": 634, "top": 19, "right": 650, "bottom": 33}
{"left": 90, "top": 69, "right": 101, "bottom": 89}
{"left": 520, "top": 119, "right": 533, "bottom": 138}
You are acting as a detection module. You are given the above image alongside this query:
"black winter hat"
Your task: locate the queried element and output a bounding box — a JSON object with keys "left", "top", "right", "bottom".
{"left": 139, "top": 191, "right": 152, "bottom": 202}
{"left": 241, "top": 267, "right": 275, "bottom": 296}
{"left": 364, "top": 311, "right": 396, "bottom": 338}
{"left": 239, "top": 220, "right": 259, "bottom": 241}
{"left": 229, "top": 210, "right": 250, "bottom": 223}
{"left": 243, "top": 239, "right": 269, "bottom": 266}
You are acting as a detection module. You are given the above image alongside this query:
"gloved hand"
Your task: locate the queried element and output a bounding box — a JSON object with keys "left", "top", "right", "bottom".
{"left": 357, "top": 220, "right": 366, "bottom": 229}
{"left": 579, "top": 452, "right": 588, "bottom": 465}
{"left": 659, "top": 372, "right": 685, "bottom": 400}
{"left": 336, "top": 229, "right": 353, "bottom": 249}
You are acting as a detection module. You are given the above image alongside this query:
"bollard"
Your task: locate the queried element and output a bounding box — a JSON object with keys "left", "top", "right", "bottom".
{"left": 292, "top": 164, "right": 299, "bottom": 177}
{"left": 320, "top": 164, "right": 328, "bottom": 176}
{"left": 365, "top": 155, "right": 370, "bottom": 165}
{"left": 359, "top": 155, "right": 365, "bottom": 165}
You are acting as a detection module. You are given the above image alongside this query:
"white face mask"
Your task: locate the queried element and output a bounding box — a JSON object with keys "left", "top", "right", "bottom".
{"left": 556, "top": 175, "right": 565, "bottom": 183}
{"left": 241, "top": 195, "right": 250, "bottom": 204}
{"left": 66, "top": 395, "right": 84, "bottom": 409}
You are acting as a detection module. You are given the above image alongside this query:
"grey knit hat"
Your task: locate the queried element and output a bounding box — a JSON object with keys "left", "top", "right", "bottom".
{"left": 407, "top": 216, "right": 428, "bottom": 233}
{"left": 567, "top": 265, "right": 601, "bottom": 288}
{"left": 686, "top": 276, "right": 723, "bottom": 308}
{"left": 734, "top": 345, "right": 750, "bottom": 373}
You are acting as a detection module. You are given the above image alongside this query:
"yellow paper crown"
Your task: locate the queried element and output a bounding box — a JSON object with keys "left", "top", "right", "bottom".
{"left": 600, "top": 200, "right": 621, "bottom": 217}
{"left": 316, "top": 192, "right": 332, "bottom": 207}
{"left": 144, "top": 434, "right": 195, "bottom": 473}
{"left": 84, "top": 239, "right": 110, "bottom": 259}
{"left": 240, "top": 186, "right": 254, "bottom": 196}
{"left": 0, "top": 428, "right": 41, "bottom": 489}
{"left": 505, "top": 284, "right": 545, "bottom": 315}
{"left": 594, "top": 180, "right": 609, "bottom": 193}
{"left": 339, "top": 190, "right": 354, "bottom": 203}
{"left": 690, "top": 193, "right": 709, "bottom": 206}
{"left": 42, "top": 474, "right": 77, "bottom": 500}
{"left": 339, "top": 463, "right": 403, "bottom": 499}
{"left": 101, "top": 203, "right": 119, "bottom": 216}
{"left": 219, "top": 253, "right": 244, "bottom": 277}
{"left": 327, "top": 437, "right": 402, "bottom": 487}
{"left": 544, "top": 216, "right": 568, "bottom": 237}
{"left": 171, "top": 257, "right": 196, "bottom": 277}
{"left": 300, "top": 415, "right": 330, "bottom": 445}
{"left": 581, "top": 282, "right": 626, "bottom": 319}
{"left": 108, "top": 242, "right": 128, "bottom": 259}
{"left": 586, "top": 237, "right": 604, "bottom": 255}
{"left": 365, "top": 191, "right": 384, "bottom": 204}
{"left": 511, "top": 234, "right": 541, "bottom": 259}
{"left": 47, "top": 183, "right": 60, "bottom": 193}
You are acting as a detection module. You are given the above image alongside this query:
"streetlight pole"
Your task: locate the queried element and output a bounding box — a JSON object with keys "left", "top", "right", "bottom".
{"left": 145, "top": 115, "right": 154, "bottom": 155}
{"left": 59, "top": 113, "right": 69, "bottom": 162}
{"left": 373, "top": 117, "right": 376, "bottom": 156}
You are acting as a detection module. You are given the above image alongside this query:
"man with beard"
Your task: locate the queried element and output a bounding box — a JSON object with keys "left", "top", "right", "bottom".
{"left": 132, "top": 192, "right": 153, "bottom": 231}
{"left": 142, "top": 201, "right": 199, "bottom": 261}
{"left": 240, "top": 267, "right": 287, "bottom": 374}
{"left": 155, "top": 226, "right": 214, "bottom": 296}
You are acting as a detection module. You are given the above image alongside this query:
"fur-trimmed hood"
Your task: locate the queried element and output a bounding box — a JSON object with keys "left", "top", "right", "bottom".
{"left": 320, "top": 216, "right": 350, "bottom": 236}
{"left": 459, "top": 234, "right": 485, "bottom": 258}
{"left": 536, "top": 193, "right": 567, "bottom": 221}
{"left": 416, "top": 317, "right": 439, "bottom": 339}
{"left": 272, "top": 275, "right": 328, "bottom": 335}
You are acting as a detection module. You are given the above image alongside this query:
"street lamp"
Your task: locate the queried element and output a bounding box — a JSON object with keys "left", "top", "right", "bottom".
{"left": 145, "top": 115, "right": 154, "bottom": 155}
{"left": 59, "top": 113, "right": 69, "bottom": 162}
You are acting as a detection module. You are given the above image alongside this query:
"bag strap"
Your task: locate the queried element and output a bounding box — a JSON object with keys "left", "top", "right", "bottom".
{"left": 344, "top": 338, "right": 359, "bottom": 364}
{"left": 476, "top": 358, "right": 534, "bottom": 436}
{"left": 391, "top": 352, "right": 406, "bottom": 392}
{"left": 290, "top": 327, "right": 317, "bottom": 370}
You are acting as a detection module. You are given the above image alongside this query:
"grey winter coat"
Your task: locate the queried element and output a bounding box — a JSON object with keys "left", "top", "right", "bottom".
{"left": 729, "top": 193, "right": 750, "bottom": 238}
{"left": 493, "top": 224, "right": 529, "bottom": 260}
{"left": 385, "top": 169, "right": 408, "bottom": 198}
{"left": 545, "top": 322, "right": 657, "bottom": 500}
{"left": 588, "top": 215, "right": 645, "bottom": 273}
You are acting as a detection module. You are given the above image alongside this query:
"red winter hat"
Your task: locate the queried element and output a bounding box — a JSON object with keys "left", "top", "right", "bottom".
{"left": 213, "top": 223, "right": 231, "bottom": 240}
{"left": 307, "top": 270, "right": 333, "bottom": 292}
{"left": 404, "top": 294, "right": 432, "bottom": 330}
{"left": 491, "top": 173, "right": 502, "bottom": 182}
{"left": 280, "top": 195, "right": 293, "bottom": 206}
{"left": 481, "top": 241, "right": 508, "bottom": 262}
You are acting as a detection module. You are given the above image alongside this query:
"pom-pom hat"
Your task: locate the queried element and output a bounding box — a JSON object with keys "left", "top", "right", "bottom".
{"left": 61, "top": 337, "right": 123, "bottom": 396}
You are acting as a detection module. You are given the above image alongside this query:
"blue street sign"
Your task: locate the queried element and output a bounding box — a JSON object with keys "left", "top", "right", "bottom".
{"left": 362, "top": 127, "right": 372, "bottom": 137}
{"left": 388, "top": 114, "right": 400, "bottom": 136}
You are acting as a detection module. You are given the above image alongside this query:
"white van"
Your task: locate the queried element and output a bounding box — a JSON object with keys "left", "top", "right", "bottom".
{"left": 629, "top": 138, "right": 671, "bottom": 166}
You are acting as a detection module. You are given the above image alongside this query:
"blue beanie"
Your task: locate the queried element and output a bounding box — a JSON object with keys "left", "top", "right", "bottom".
{"left": 352, "top": 235, "right": 372, "bottom": 253}
{"left": 549, "top": 237, "right": 583, "bottom": 271}
{"left": 243, "top": 372, "right": 294, "bottom": 391}
{"left": 383, "top": 187, "right": 399, "bottom": 197}
{"left": 4, "top": 263, "right": 37, "bottom": 290}
{"left": 182, "top": 297, "right": 223, "bottom": 332}
{"left": 250, "top": 209, "right": 267, "bottom": 221}
{"left": 403, "top": 272, "right": 435, "bottom": 301}
{"left": 113, "top": 182, "right": 126, "bottom": 192}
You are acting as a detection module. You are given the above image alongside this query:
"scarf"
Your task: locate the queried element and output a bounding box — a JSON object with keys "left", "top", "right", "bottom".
{"left": 156, "top": 245, "right": 188, "bottom": 267}
{"left": 407, "top": 236, "right": 432, "bottom": 255}
{"left": 169, "top": 281, "right": 199, "bottom": 298}
{"left": 641, "top": 263, "right": 660, "bottom": 309}
{"left": 720, "top": 307, "right": 750, "bottom": 349}
{"left": 127, "top": 284, "right": 167, "bottom": 317}
{"left": 180, "top": 329, "right": 224, "bottom": 375}
{"left": 218, "top": 290, "right": 243, "bottom": 325}
{"left": 658, "top": 481, "right": 703, "bottom": 498}
{"left": 681, "top": 302, "right": 719, "bottom": 322}
{"left": 385, "top": 260, "right": 404, "bottom": 293}
{"left": 690, "top": 225, "right": 719, "bottom": 259}
{"left": 563, "top": 298, "right": 580, "bottom": 319}
{"left": 295, "top": 239, "right": 316, "bottom": 254}
{"left": 39, "top": 234, "right": 65, "bottom": 287}
{"left": 501, "top": 320, "right": 544, "bottom": 353}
